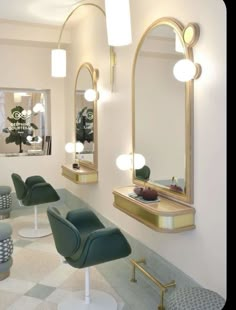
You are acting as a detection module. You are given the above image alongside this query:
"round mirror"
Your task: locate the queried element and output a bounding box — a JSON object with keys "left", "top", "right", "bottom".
{"left": 75, "top": 63, "right": 98, "bottom": 170}
{"left": 132, "top": 18, "right": 199, "bottom": 204}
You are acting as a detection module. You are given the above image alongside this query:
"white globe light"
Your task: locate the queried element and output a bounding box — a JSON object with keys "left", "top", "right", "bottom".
{"left": 84, "top": 89, "right": 97, "bottom": 102}
{"left": 76, "top": 142, "right": 84, "bottom": 153}
{"left": 65, "top": 142, "right": 74, "bottom": 153}
{"left": 133, "top": 153, "right": 145, "bottom": 169}
{"left": 33, "top": 103, "right": 45, "bottom": 113}
{"left": 26, "top": 135, "right": 32, "bottom": 142}
{"left": 116, "top": 154, "right": 131, "bottom": 171}
{"left": 173, "top": 59, "right": 197, "bottom": 82}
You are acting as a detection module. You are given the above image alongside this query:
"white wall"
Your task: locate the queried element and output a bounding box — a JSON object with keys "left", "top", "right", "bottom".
{"left": 64, "top": 0, "right": 226, "bottom": 298}
{"left": 0, "top": 34, "right": 66, "bottom": 188}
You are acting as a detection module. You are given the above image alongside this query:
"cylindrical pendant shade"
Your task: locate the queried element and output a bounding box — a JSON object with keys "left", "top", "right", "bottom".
{"left": 105, "top": 0, "right": 132, "bottom": 46}
{"left": 51, "top": 49, "right": 66, "bottom": 77}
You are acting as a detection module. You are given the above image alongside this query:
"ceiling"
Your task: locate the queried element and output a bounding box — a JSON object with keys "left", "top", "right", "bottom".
{"left": 0, "top": 0, "right": 84, "bottom": 25}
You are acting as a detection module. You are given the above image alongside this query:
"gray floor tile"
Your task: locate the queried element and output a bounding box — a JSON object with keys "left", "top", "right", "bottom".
{"left": 25, "top": 284, "right": 56, "bottom": 300}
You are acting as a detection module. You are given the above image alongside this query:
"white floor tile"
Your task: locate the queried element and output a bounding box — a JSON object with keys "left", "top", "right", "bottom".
{"left": 0, "top": 278, "right": 35, "bottom": 294}
{"left": 6, "top": 295, "right": 42, "bottom": 310}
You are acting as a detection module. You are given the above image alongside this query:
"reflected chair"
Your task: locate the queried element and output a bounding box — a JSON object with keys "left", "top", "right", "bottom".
{"left": 135, "top": 165, "right": 151, "bottom": 181}
{"left": 47, "top": 206, "right": 131, "bottom": 310}
{"left": 11, "top": 173, "right": 60, "bottom": 238}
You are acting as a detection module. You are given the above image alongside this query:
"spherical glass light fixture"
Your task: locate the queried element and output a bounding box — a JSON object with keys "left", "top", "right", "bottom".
{"left": 84, "top": 89, "right": 97, "bottom": 102}
{"left": 116, "top": 154, "right": 131, "bottom": 171}
{"left": 133, "top": 153, "right": 146, "bottom": 169}
{"left": 173, "top": 59, "right": 197, "bottom": 82}
{"left": 65, "top": 142, "right": 74, "bottom": 153}
{"left": 76, "top": 141, "right": 84, "bottom": 153}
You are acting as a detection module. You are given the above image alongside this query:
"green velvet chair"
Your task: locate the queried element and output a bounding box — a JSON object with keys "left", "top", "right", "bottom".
{"left": 135, "top": 165, "right": 151, "bottom": 181}
{"left": 11, "top": 173, "right": 60, "bottom": 238}
{"left": 47, "top": 206, "right": 131, "bottom": 310}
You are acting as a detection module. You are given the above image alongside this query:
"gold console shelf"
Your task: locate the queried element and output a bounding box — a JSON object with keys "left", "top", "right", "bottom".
{"left": 61, "top": 164, "right": 98, "bottom": 184}
{"left": 113, "top": 186, "right": 195, "bottom": 233}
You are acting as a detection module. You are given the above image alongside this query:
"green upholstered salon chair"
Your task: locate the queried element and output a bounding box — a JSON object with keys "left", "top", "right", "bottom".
{"left": 11, "top": 173, "right": 60, "bottom": 238}
{"left": 135, "top": 165, "right": 151, "bottom": 181}
{"left": 47, "top": 206, "right": 132, "bottom": 310}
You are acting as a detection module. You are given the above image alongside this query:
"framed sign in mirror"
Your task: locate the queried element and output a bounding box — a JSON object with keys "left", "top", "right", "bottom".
{"left": 132, "top": 18, "right": 200, "bottom": 204}
{"left": 0, "top": 88, "right": 51, "bottom": 156}
{"left": 74, "top": 63, "right": 99, "bottom": 170}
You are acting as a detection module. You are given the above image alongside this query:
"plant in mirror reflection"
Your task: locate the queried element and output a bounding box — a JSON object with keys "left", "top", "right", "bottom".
{"left": 2, "top": 105, "right": 38, "bottom": 153}
{"left": 76, "top": 106, "right": 93, "bottom": 143}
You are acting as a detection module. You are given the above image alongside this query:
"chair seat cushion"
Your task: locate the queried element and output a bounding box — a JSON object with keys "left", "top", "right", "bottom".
{"left": 166, "top": 287, "right": 225, "bottom": 310}
{"left": 0, "top": 186, "right": 11, "bottom": 195}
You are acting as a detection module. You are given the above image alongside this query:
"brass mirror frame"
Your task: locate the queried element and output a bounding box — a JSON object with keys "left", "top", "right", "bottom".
{"left": 74, "top": 62, "right": 99, "bottom": 171}
{"left": 132, "top": 17, "right": 200, "bottom": 204}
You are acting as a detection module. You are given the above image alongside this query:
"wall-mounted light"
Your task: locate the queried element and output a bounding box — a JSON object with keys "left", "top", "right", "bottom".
{"left": 84, "top": 89, "right": 98, "bottom": 102}
{"left": 105, "top": 0, "right": 132, "bottom": 46}
{"left": 33, "top": 103, "right": 45, "bottom": 113}
{"left": 76, "top": 141, "right": 84, "bottom": 153}
{"left": 173, "top": 59, "right": 201, "bottom": 82}
{"left": 65, "top": 141, "right": 84, "bottom": 153}
{"left": 51, "top": 1, "right": 132, "bottom": 91}
{"left": 116, "top": 153, "right": 145, "bottom": 171}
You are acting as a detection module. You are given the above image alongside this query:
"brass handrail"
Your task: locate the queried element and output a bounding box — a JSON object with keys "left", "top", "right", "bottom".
{"left": 130, "top": 258, "right": 176, "bottom": 310}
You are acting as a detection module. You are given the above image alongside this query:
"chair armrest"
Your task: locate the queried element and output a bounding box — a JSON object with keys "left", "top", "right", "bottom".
{"left": 71, "top": 227, "right": 131, "bottom": 268}
{"left": 66, "top": 208, "right": 104, "bottom": 233}
{"left": 22, "top": 183, "right": 60, "bottom": 206}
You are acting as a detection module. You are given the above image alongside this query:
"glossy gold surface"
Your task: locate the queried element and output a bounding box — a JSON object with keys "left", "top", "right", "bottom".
{"left": 113, "top": 186, "right": 195, "bottom": 233}
{"left": 130, "top": 259, "right": 176, "bottom": 310}
{"left": 61, "top": 164, "right": 98, "bottom": 184}
{"left": 132, "top": 17, "right": 201, "bottom": 204}
{"left": 74, "top": 62, "right": 98, "bottom": 171}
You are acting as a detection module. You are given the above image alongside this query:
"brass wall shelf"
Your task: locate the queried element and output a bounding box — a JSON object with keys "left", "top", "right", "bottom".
{"left": 113, "top": 186, "right": 195, "bottom": 233}
{"left": 61, "top": 164, "right": 98, "bottom": 184}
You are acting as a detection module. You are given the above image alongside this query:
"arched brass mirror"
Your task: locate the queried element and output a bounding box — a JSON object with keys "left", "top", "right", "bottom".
{"left": 75, "top": 63, "right": 98, "bottom": 170}
{"left": 133, "top": 18, "right": 200, "bottom": 204}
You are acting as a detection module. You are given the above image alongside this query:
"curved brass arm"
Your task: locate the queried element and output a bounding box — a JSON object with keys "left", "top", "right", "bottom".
{"left": 57, "top": 2, "right": 116, "bottom": 91}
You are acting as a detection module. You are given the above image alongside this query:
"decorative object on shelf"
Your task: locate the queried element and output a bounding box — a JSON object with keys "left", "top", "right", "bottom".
{"left": 142, "top": 187, "right": 159, "bottom": 201}
{"left": 170, "top": 176, "right": 183, "bottom": 192}
{"left": 133, "top": 186, "right": 159, "bottom": 201}
{"left": 2, "top": 105, "right": 38, "bottom": 153}
{"left": 133, "top": 186, "right": 144, "bottom": 196}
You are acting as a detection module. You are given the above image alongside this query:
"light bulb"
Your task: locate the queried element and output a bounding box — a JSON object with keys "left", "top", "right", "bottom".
{"left": 76, "top": 141, "right": 84, "bottom": 153}
{"left": 133, "top": 153, "right": 145, "bottom": 169}
{"left": 116, "top": 154, "right": 131, "bottom": 171}
{"left": 65, "top": 142, "right": 74, "bottom": 153}
{"left": 51, "top": 49, "right": 66, "bottom": 77}
{"left": 84, "top": 89, "right": 97, "bottom": 102}
{"left": 33, "top": 103, "right": 45, "bottom": 113}
{"left": 173, "top": 59, "right": 197, "bottom": 82}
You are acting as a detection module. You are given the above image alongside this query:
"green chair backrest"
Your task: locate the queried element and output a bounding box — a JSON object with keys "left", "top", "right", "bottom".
{"left": 135, "top": 165, "right": 151, "bottom": 181}
{"left": 47, "top": 206, "right": 81, "bottom": 258}
{"left": 11, "top": 173, "right": 28, "bottom": 200}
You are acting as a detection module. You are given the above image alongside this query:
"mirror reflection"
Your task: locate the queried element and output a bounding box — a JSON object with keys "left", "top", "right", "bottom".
{"left": 75, "top": 63, "right": 98, "bottom": 170}
{"left": 0, "top": 88, "right": 51, "bottom": 156}
{"left": 133, "top": 19, "right": 194, "bottom": 203}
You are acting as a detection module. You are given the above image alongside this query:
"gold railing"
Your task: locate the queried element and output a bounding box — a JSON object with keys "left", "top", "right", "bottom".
{"left": 130, "top": 258, "right": 176, "bottom": 310}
